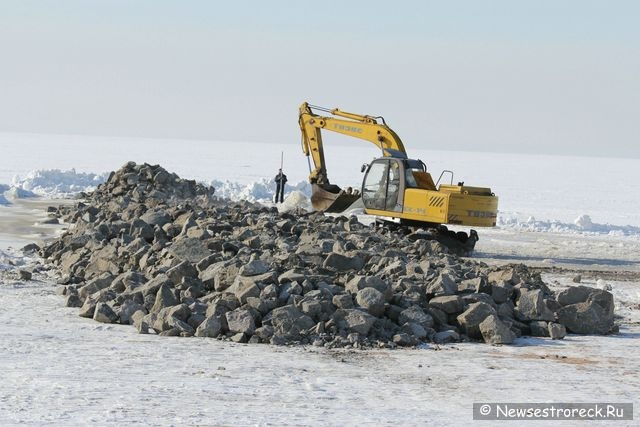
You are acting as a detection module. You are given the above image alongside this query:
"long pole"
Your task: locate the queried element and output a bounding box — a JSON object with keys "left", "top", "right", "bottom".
{"left": 280, "top": 151, "right": 283, "bottom": 170}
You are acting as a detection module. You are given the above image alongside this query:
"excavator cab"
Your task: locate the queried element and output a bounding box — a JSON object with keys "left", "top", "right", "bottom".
{"left": 362, "top": 157, "right": 404, "bottom": 212}
{"left": 362, "top": 155, "right": 437, "bottom": 213}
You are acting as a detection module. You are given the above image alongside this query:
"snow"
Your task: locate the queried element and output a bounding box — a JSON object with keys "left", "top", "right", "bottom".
{"left": 11, "top": 169, "right": 107, "bottom": 198}
{"left": 1, "top": 132, "right": 639, "bottom": 425}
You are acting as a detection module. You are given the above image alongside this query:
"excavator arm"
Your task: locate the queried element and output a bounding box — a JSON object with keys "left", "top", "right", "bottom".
{"left": 299, "top": 102, "right": 407, "bottom": 187}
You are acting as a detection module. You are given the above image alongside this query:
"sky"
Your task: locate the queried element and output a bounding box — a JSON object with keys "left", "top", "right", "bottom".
{"left": 1, "top": 1, "right": 638, "bottom": 158}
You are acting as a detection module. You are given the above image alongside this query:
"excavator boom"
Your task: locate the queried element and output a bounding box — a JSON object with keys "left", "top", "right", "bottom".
{"left": 300, "top": 102, "right": 406, "bottom": 212}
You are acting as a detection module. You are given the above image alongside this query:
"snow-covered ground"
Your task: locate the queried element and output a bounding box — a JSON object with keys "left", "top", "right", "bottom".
{"left": 1, "top": 133, "right": 639, "bottom": 425}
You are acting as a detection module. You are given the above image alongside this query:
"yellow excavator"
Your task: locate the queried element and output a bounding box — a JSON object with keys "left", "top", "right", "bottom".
{"left": 299, "top": 102, "right": 499, "bottom": 255}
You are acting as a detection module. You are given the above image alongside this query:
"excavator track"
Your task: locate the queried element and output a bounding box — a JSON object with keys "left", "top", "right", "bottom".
{"left": 377, "top": 220, "right": 479, "bottom": 257}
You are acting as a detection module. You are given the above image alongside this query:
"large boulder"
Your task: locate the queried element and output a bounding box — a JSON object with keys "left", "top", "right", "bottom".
{"left": 355, "top": 287, "right": 386, "bottom": 317}
{"left": 557, "top": 285, "right": 599, "bottom": 306}
{"left": 398, "top": 305, "right": 434, "bottom": 330}
{"left": 514, "top": 289, "right": 555, "bottom": 322}
{"left": 323, "top": 252, "right": 364, "bottom": 271}
{"left": 456, "top": 301, "right": 496, "bottom": 339}
{"left": 150, "top": 283, "right": 179, "bottom": 313}
{"left": 93, "top": 302, "right": 119, "bottom": 324}
{"left": 225, "top": 309, "right": 256, "bottom": 336}
{"left": 557, "top": 300, "right": 614, "bottom": 335}
{"left": 199, "top": 261, "right": 240, "bottom": 292}
{"left": 428, "top": 295, "right": 464, "bottom": 314}
{"left": 168, "top": 238, "right": 212, "bottom": 264}
{"left": 166, "top": 261, "right": 198, "bottom": 285}
{"left": 140, "top": 209, "right": 171, "bottom": 227}
{"left": 333, "top": 309, "right": 377, "bottom": 335}
{"left": 479, "top": 314, "right": 516, "bottom": 344}
{"left": 194, "top": 315, "right": 223, "bottom": 337}
{"left": 345, "top": 276, "right": 391, "bottom": 301}
{"left": 263, "top": 306, "right": 315, "bottom": 342}
{"left": 425, "top": 272, "right": 457, "bottom": 296}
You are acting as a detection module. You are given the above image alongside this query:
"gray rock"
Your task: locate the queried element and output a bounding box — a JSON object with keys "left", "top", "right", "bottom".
{"left": 398, "top": 305, "right": 434, "bottom": 330}
{"left": 78, "top": 273, "right": 114, "bottom": 299}
{"left": 118, "top": 300, "right": 146, "bottom": 325}
{"left": 78, "top": 290, "right": 115, "bottom": 318}
{"left": 426, "top": 272, "right": 457, "bottom": 296}
{"left": 195, "top": 315, "right": 223, "bottom": 338}
{"left": 93, "top": 302, "right": 119, "bottom": 324}
{"left": 277, "top": 269, "right": 307, "bottom": 284}
{"left": 490, "top": 281, "right": 514, "bottom": 304}
{"left": 278, "top": 281, "right": 302, "bottom": 303}
{"left": 557, "top": 301, "right": 614, "bottom": 335}
{"left": 488, "top": 268, "right": 522, "bottom": 285}
{"left": 199, "top": 261, "right": 239, "bottom": 292}
{"left": 264, "top": 306, "right": 315, "bottom": 341}
{"left": 393, "top": 332, "right": 417, "bottom": 347}
{"left": 229, "top": 332, "right": 247, "bottom": 343}
{"left": 332, "top": 294, "right": 354, "bottom": 309}
{"left": 586, "top": 289, "right": 614, "bottom": 316}
{"left": 254, "top": 325, "right": 274, "bottom": 342}
{"left": 227, "top": 276, "right": 261, "bottom": 304}
{"left": 323, "top": 252, "right": 364, "bottom": 271}
{"left": 548, "top": 322, "right": 567, "bottom": 339}
{"left": 529, "top": 321, "right": 550, "bottom": 337}
{"left": 402, "top": 322, "right": 428, "bottom": 340}
{"left": 461, "top": 293, "right": 497, "bottom": 310}
{"left": 158, "top": 318, "right": 194, "bottom": 336}
{"left": 150, "top": 283, "right": 179, "bottom": 313}
{"left": 38, "top": 162, "right": 621, "bottom": 348}
{"left": 333, "top": 309, "right": 377, "bottom": 335}
{"left": 427, "top": 306, "right": 448, "bottom": 326}
{"left": 299, "top": 299, "right": 323, "bottom": 319}
{"left": 65, "top": 294, "right": 83, "bottom": 308}
{"left": 205, "top": 296, "right": 240, "bottom": 318}
{"left": 131, "top": 310, "right": 148, "bottom": 331}
{"left": 248, "top": 297, "right": 278, "bottom": 316}
{"left": 168, "top": 238, "right": 212, "bottom": 264}
{"left": 140, "top": 209, "right": 171, "bottom": 227}
{"left": 457, "top": 277, "right": 482, "bottom": 294}
{"left": 514, "top": 289, "right": 555, "bottom": 322}
{"left": 166, "top": 260, "right": 198, "bottom": 285}
{"left": 153, "top": 304, "right": 191, "bottom": 332}
{"left": 557, "top": 285, "right": 597, "bottom": 306}
{"left": 479, "top": 314, "right": 516, "bottom": 344}
{"left": 433, "top": 330, "right": 460, "bottom": 344}
{"left": 111, "top": 271, "right": 147, "bottom": 293}
{"left": 239, "top": 259, "right": 270, "bottom": 277}
{"left": 355, "top": 287, "right": 386, "bottom": 317}
{"left": 136, "top": 274, "right": 173, "bottom": 298}
{"left": 456, "top": 301, "right": 496, "bottom": 339}
{"left": 345, "top": 276, "right": 391, "bottom": 301}
{"left": 497, "top": 301, "right": 515, "bottom": 319}
{"left": 428, "top": 295, "right": 464, "bottom": 314}
{"left": 130, "top": 218, "right": 154, "bottom": 242}
{"left": 18, "top": 269, "right": 32, "bottom": 281}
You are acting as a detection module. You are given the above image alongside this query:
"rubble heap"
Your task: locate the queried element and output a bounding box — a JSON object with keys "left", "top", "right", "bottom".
{"left": 40, "top": 162, "right": 617, "bottom": 348}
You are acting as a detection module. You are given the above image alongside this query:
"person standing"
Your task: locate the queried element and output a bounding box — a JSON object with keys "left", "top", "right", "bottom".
{"left": 274, "top": 168, "right": 287, "bottom": 203}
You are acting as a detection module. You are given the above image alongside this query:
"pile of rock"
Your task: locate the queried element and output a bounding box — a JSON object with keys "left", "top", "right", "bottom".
{"left": 40, "top": 162, "right": 617, "bottom": 348}
{"left": 83, "top": 161, "right": 215, "bottom": 204}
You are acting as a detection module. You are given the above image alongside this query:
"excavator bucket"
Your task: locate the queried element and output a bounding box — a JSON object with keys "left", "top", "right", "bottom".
{"left": 311, "top": 184, "right": 361, "bottom": 213}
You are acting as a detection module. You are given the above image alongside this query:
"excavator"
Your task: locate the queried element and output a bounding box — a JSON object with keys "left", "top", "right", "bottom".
{"left": 299, "top": 102, "right": 499, "bottom": 255}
